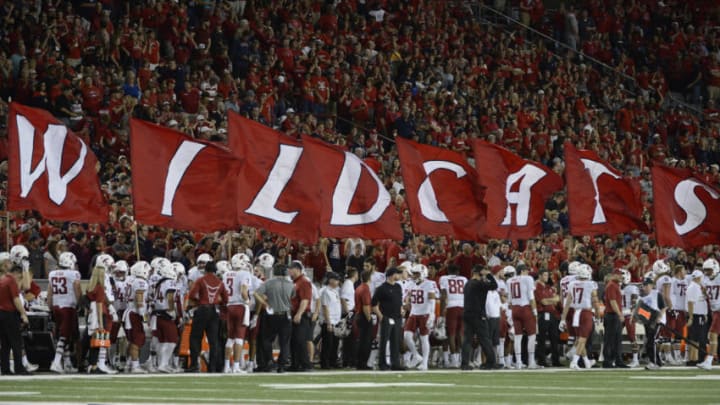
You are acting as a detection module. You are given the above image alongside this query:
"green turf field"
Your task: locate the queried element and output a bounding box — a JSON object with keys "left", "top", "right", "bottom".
{"left": 0, "top": 368, "right": 718, "bottom": 405}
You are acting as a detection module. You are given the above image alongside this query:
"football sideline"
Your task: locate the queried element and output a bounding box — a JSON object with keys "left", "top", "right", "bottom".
{"left": 1, "top": 367, "right": 719, "bottom": 405}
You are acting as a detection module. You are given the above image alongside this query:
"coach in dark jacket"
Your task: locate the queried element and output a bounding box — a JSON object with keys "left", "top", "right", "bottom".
{"left": 461, "top": 265, "right": 498, "bottom": 370}
{"left": 372, "top": 267, "right": 404, "bottom": 370}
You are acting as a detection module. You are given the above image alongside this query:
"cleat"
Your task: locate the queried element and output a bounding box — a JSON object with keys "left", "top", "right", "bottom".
{"left": 628, "top": 360, "right": 639, "bottom": 368}
{"left": 50, "top": 361, "right": 64, "bottom": 374}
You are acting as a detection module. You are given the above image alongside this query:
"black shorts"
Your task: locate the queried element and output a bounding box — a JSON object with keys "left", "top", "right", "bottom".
{"left": 688, "top": 314, "right": 709, "bottom": 343}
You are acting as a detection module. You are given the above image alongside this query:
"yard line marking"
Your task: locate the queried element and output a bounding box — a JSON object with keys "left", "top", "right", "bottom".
{"left": 262, "top": 382, "right": 455, "bottom": 389}
{"left": 0, "top": 391, "right": 38, "bottom": 396}
{"left": 630, "top": 375, "right": 720, "bottom": 381}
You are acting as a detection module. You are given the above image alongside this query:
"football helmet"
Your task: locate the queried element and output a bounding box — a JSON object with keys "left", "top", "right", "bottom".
{"left": 95, "top": 254, "right": 115, "bottom": 271}
{"left": 216, "top": 260, "right": 232, "bottom": 278}
{"left": 172, "top": 262, "right": 186, "bottom": 278}
{"left": 703, "top": 258, "right": 720, "bottom": 276}
{"left": 151, "top": 257, "right": 171, "bottom": 274}
{"left": 503, "top": 265, "right": 516, "bottom": 278}
{"left": 398, "top": 261, "right": 414, "bottom": 272}
{"left": 10, "top": 244, "right": 29, "bottom": 266}
{"left": 231, "top": 253, "right": 251, "bottom": 270}
{"left": 333, "top": 317, "right": 352, "bottom": 338}
{"left": 619, "top": 269, "right": 631, "bottom": 285}
{"left": 131, "top": 261, "right": 151, "bottom": 280}
{"left": 568, "top": 261, "right": 581, "bottom": 275}
{"left": 59, "top": 252, "right": 78, "bottom": 269}
{"left": 197, "top": 253, "right": 213, "bottom": 268}
{"left": 652, "top": 259, "right": 670, "bottom": 276}
{"left": 114, "top": 260, "right": 129, "bottom": 275}
{"left": 258, "top": 253, "right": 275, "bottom": 270}
{"left": 158, "top": 261, "right": 177, "bottom": 280}
{"left": 411, "top": 264, "right": 426, "bottom": 282}
{"left": 577, "top": 264, "right": 593, "bottom": 280}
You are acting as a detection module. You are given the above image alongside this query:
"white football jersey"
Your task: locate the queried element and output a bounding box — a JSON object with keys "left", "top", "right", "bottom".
{"left": 401, "top": 279, "right": 414, "bottom": 301}
{"left": 559, "top": 274, "right": 576, "bottom": 303}
{"left": 340, "top": 279, "right": 355, "bottom": 312}
{"left": 224, "top": 271, "right": 252, "bottom": 306}
{"left": 670, "top": 276, "right": 689, "bottom": 312}
{"left": 48, "top": 269, "right": 81, "bottom": 308}
{"left": 188, "top": 267, "right": 203, "bottom": 283}
{"left": 153, "top": 278, "right": 177, "bottom": 311}
{"left": 568, "top": 280, "right": 598, "bottom": 310}
{"left": 439, "top": 275, "right": 467, "bottom": 309}
{"left": 621, "top": 284, "right": 639, "bottom": 315}
{"left": 112, "top": 278, "right": 129, "bottom": 311}
{"left": 408, "top": 280, "right": 436, "bottom": 316}
{"left": 370, "top": 271, "right": 386, "bottom": 296}
{"left": 705, "top": 276, "right": 720, "bottom": 312}
{"left": 507, "top": 275, "right": 535, "bottom": 306}
{"left": 128, "top": 278, "right": 149, "bottom": 314}
{"left": 656, "top": 275, "right": 672, "bottom": 297}
{"left": 686, "top": 281, "right": 708, "bottom": 315}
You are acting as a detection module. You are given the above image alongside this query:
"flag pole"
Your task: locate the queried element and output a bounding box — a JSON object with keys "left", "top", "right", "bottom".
{"left": 134, "top": 221, "right": 141, "bottom": 261}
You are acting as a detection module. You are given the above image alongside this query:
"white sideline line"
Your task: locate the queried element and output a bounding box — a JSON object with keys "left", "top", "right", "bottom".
{"left": 261, "top": 382, "right": 455, "bottom": 389}
{"left": 0, "top": 365, "right": 713, "bottom": 382}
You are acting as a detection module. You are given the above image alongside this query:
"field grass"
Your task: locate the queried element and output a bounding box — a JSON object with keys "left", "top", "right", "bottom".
{"left": 0, "top": 367, "right": 719, "bottom": 405}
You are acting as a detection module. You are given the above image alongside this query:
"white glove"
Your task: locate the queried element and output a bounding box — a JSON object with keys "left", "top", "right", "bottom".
{"left": 249, "top": 314, "right": 258, "bottom": 329}
{"left": 426, "top": 314, "right": 436, "bottom": 331}
{"left": 559, "top": 320, "right": 567, "bottom": 332}
{"left": 508, "top": 326, "right": 515, "bottom": 339}
{"left": 532, "top": 308, "right": 538, "bottom": 318}
{"left": 437, "top": 316, "right": 445, "bottom": 329}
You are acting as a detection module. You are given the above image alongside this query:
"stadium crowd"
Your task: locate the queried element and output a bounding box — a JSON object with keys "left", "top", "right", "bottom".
{"left": 0, "top": 0, "right": 720, "bottom": 374}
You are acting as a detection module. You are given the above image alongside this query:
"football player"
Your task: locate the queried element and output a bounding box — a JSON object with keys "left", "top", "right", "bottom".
{"left": 153, "top": 260, "right": 180, "bottom": 373}
{"left": 188, "top": 253, "right": 213, "bottom": 287}
{"left": 507, "top": 264, "right": 540, "bottom": 369}
{"left": 223, "top": 258, "right": 251, "bottom": 373}
{"left": 403, "top": 264, "right": 436, "bottom": 370}
{"left": 110, "top": 261, "right": 130, "bottom": 371}
{"left": 560, "top": 264, "right": 599, "bottom": 370}
{"left": 653, "top": 259, "right": 674, "bottom": 363}
{"left": 619, "top": 269, "right": 640, "bottom": 367}
{"left": 125, "top": 261, "right": 150, "bottom": 373}
{"left": 560, "top": 261, "right": 580, "bottom": 359}
{"left": 47, "top": 252, "right": 82, "bottom": 373}
{"left": 698, "top": 258, "right": 720, "bottom": 370}
{"left": 439, "top": 264, "right": 467, "bottom": 368}
{"left": 669, "top": 264, "right": 689, "bottom": 365}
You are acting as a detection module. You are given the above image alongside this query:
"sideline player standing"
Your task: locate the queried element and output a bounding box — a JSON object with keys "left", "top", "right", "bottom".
{"left": 507, "top": 264, "right": 540, "bottom": 369}
{"left": 439, "top": 264, "right": 466, "bottom": 368}
{"left": 620, "top": 269, "right": 640, "bottom": 367}
{"left": 403, "top": 264, "right": 437, "bottom": 370}
{"left": 698, "top": 258, "right": 720, "bottom": 370}
{"left": 560, "top": 264, "right": 599, "bottom": 370}
{"left": 47, "top": 252, "right": 82, "bottom": 373}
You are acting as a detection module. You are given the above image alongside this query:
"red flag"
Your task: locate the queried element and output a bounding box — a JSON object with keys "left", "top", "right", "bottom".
{"left": 564, "top": 142, "right": 648, "bottom": 236}
{"left": 396, "top": 137, "right": 485, "bottom": 240}
{"left": 301, "top": 136, "right": 403, "bottom": 240}
{"left": 472, "top": 140, "right": 563, "bottom": 240}
{"left": 227, "top": 112, "right": 320, "bottom": 243}
{"left": 7, "top": 103, "right": 108, "bottom": 223}
{"left": 130, "top": 119, "right": 240, "bottom": 232}
{"left": 652, "top": 165, "right": 720, "bottom": 248}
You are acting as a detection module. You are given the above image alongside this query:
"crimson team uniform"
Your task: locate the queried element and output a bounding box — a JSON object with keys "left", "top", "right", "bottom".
{"left": 567, "top": 279, "right": 598, "bottom": 338}
{"left": 621, "top": 283, "right": 640, "bottom": 342}
{"left": 439, "top": 274, "right": 467, "bottom": 338}
{"left": 706, "top": 276, "right": 720, "bottom": 335}
{"left": 560, "top": 273, "right": 577, "bottom": 336}
{"left": 110, "top": 276, "right": 128, "bottom": 342}
{"left": 669, "top": 276, "right": 689, "bottom": 333}
{"left": 507, "top": 274, "right": 537, "bottom": 335}
{"left": 48, "top": 268, "right": 81, "bottom": 341}
{"left": 224, "top": 270, "right": 252, "bottom": 340}
{"left": 153, "top": 277, "right": 178, "bottom": 344}
{"left": 655, "top": 274, "right": 673, "bottom": 338}
{"left": 124, "top": 277, "right": 148, "bottom": 347}
{"left": 405, "top": 279, "right": 436, "bottom": 335}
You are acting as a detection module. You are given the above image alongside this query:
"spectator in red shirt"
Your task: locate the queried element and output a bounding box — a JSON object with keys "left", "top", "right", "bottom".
{"left": 0, "top": 265, "right": 30, "bottom": 375}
